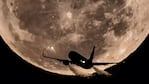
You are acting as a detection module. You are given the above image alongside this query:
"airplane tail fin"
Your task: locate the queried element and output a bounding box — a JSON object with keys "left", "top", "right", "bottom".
{"left": 88, "top": 46, "right": 96, "bottom": 62}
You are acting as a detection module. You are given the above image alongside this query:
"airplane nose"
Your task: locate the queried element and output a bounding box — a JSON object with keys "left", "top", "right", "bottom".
{"left": 68, "top": 51, "right": 76, "bottom": 58}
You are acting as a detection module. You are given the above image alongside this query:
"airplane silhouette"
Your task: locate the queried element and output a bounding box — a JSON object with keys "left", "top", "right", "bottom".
{"left": 42, "top": 46, "right": 117, "bottom": 69}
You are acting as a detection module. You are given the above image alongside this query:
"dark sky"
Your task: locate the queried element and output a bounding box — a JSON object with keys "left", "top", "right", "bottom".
{"left": 0, "top": 34, "right": 148, "bottom": 82}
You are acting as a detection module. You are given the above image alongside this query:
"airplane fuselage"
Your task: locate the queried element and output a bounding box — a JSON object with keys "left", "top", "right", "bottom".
{"left": 43, "top": 46, "right": 116, "bottom": 70}
{"left": 68, "top": 51, "right": 93, "bottom": 69}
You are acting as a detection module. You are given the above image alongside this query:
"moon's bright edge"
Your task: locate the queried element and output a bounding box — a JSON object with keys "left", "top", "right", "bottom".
{"left": 0, "top": 0, "right": 149, "bottom": 76}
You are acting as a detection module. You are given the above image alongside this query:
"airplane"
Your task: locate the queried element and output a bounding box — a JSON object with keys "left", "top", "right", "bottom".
{"left": 42, "top": 46, "right": 117, "bottom": 74}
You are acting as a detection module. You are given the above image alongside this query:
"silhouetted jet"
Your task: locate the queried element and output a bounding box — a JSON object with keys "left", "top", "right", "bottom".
{"left": 42, "top": 46, "right": 116, "bottom": 69}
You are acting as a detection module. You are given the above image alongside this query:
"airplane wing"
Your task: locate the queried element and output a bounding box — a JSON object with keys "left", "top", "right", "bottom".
{"left": 92, "top": 62, "right": 117, "bottom": 65}
{"left": 42, "top": 55, "right": 71, "bottom": 65}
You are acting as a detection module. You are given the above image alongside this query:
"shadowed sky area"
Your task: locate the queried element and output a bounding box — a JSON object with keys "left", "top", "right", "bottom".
{"left": 0, "top": 34, "right": 148, "bottom": 81}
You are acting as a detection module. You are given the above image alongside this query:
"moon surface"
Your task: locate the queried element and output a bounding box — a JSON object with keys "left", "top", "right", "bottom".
{"left": 0, "top": 0, "right": 149, "bottom": 76}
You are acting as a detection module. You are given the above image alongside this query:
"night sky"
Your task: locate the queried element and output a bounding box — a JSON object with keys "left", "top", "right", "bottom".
{"left": 0, "top": 34, "right": 148, "bottom": 82}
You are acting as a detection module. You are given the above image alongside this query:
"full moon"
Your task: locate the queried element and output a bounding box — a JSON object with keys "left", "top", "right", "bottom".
{"left": 0, "top": 0, "right": 149, "bottom": 76}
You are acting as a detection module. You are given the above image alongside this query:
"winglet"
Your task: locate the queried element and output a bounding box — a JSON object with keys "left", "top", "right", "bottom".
{"left": 89, "top": 46, "right": 96, "bottom": 62}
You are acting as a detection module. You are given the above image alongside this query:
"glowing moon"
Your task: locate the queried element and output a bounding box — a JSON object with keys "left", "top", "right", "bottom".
{"left": 0, "top": 0, "right": 149, "bottom": 76}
